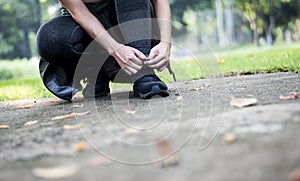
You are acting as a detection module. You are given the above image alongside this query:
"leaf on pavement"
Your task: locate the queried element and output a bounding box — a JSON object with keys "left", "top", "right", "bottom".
{"left": 88, "top": 156, "right": 112, "bottom": 167}
{"left": 51, "top": 111, "right": 91, "bottom": 121}
{"left": 230, "top": 98, "right": 258, "bottom": 108}
{"left": 156, "top": 139, "right": 178, "bottom": 168}
{"left": 32, "top": 164, "right": 79, "bottom": 179}
{"left": 176, "top": 96, "right": 183, "bottom": 101}
{"left": 223, "top": 133, "right": 238, "bottom": 144}
{"left": 24, "top": 120, "right": 38, "bottom": 126}
{"left": 103, "top": 138, "right": 116, "bottom": 146}
{"left": 188, "top": 87, "right": 204, "bottom": 91}
{"left": 125, "top": 128, "right": 140, "bottom": 134}
{"left": 72, "top": 142, "right": 89, "bottom": 152}
{"left": 124, "top": 110, "right": 136, "bottom": 115}
{"left": 289, "top": 168, "right": 300, "bottom": 181}
{"left": 0, "top": 125, "right": 10, "bottom": 129}
{"left": 45, "top": 100, "right": 60, "bottom": 104}
{"left": 280, "top": 92, "right": 298, "bottom": 100}
{"left": 63, "top": 124, "right": 82, "bottom": 130}
{"left": 71, "top": 104, "right": 84, "bottom": 108}
{"left": 18, "top": 104, "right": 34, "bottom": 109}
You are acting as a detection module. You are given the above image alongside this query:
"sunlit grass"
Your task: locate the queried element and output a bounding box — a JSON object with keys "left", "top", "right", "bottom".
{"left": 215, "top": 42, "right": 300, "bottom": 76}
{"left": 171, "top": 43, "right": 300, "bottom": 80}
{"left": 0, "top": 79, "right": 53, "bottom": 101}
{"left": 0, "top": 43, "right": 300, "bottom": 101}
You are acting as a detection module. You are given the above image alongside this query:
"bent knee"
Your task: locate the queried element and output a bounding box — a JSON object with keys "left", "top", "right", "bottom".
{"left": 36, "top": 16, "right": 91, "bottom": 62}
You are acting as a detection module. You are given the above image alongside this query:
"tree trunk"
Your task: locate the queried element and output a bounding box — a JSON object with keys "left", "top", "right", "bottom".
{"left": 297, "top": 0, "right": 300, "bottom": 17}
{"left": 35, "top": 0, "right": 41, "bottom": 31}
{"left": 23, "top": 27, "right": 32, "bottom": 58}
{"left": 216, "top": 0, "right": 227, "bottom": 46}
{"left": 225, "top": 3, "right": 236, "bottom": 45}
{"left": 266, "top": 6, "right": 275, "bottom": 46}
{"left": 253, "top": 8, "right": 260, "bottom": 46}
{"left": 15, "top": 10, "right": 32, "bottom": 58}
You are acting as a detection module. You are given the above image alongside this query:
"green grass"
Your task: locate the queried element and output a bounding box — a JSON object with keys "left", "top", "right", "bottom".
{"left": 0, "top": 59, "right": 40, "bottom": 80}
{"left": 168, "top": 43, "right": 300, "bottom": 81}
{"left": 0, "top": 78, "right": 53, "bottom": 101}
{"left": 215, "top": 43, "right": 300, "bottom": 76}
{"left": 0, "top": 43, "right": 300, "bottom": 101}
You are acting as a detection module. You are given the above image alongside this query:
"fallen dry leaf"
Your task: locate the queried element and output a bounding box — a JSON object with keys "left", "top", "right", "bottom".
{"left": 71, "top": 104, "right": 84, "bottom": 108}
{"left": 124, "top": 110, "right": 136, "bottom": 115}
{"left": 18, "top": 104, "right": 34, "bottom": 109}
{"left": 32, "top": 164, "right": 79, "bottom": 179}
{"left": 51, "top": 111, "right": 91, "bottom": 121}
{"left": 223, "top": 133, "right": 238, "bottom": 144}
{"left": 103, "top": 138, "right": 116, "bottom": 146}
{"left": 63, "top": 124, "right": 82, "bottom": 130}
{"left": 280, "top": 92, "right": 298, "bottom": 100}
{"left": 45, "top": 100, "right": 60, "bottom": 104}
{"left": 156, "top": 139, "right": 178, "bottom": 168}
{"left": 125, "top": 128, "right": 140, "bottom": 134}
{"left": 72, "top": 142, "right": 89, "bottom": 152}
{"left": 0, "top": 125, "right": 10, "bottom": 129}
{"left": 74, "top": 111, "right": 91, "bottom": 116}
{"left": 217, "top": 59, "right": 224, "bottom": 64}
{"left": 176, "top": 96, "right": 183, "bottom": 101}
{"left": 88, "top": 156, "right": 112, "bottom": 167}
{"left": 289, "top": 168, "right": 300, "bottom": 181}
{"left": 188, "top": 87, "right": 204, "bottom": 91}
{"left": 24, "top": 120, "right": 38, "bottom": 126}
{"left": 230, "top": 98, "right": 258, "bottom": 108}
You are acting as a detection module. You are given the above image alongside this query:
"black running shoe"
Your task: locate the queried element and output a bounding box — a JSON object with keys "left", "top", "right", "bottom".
{"left": 82, "top": 72, "right": 110, "bottom": 98}
{"left": 133, "top": 74, "right": 169, "bottom": 99}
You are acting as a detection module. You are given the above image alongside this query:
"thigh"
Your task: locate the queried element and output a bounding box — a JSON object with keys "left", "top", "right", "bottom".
{"left": 36, "top": 16, "right": 92, "bottom": 69}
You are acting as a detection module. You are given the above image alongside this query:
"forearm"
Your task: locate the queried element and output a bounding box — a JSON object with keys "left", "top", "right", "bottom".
{"left": 59, "top": 0, "right": 120, "bottom": 54}
{"left": 151, "top": 0, "right": 172, "bottom": 44}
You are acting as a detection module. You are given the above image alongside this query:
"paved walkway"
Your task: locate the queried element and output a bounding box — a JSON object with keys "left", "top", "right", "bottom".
{"left": 0, "top": 72, "right": 299, "bottom": 181}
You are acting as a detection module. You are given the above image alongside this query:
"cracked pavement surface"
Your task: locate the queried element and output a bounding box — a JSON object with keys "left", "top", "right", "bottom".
{"left": 0, "top": 72, "right": 299, "bottom": 181}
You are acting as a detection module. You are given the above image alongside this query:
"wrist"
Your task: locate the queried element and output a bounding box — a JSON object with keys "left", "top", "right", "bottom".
{"left": 94, "top": 35, "right": 122, "bottom": 55}
{"left": 160, "top": 41, "right": 171, "bottom": 50}
{"left": 106, "top": 42, "right": 123, "bottom": 56}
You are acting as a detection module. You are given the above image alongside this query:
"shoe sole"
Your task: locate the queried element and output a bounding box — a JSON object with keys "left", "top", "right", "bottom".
{"left": 135, "top": 84, "right": 169, "bottom": 99}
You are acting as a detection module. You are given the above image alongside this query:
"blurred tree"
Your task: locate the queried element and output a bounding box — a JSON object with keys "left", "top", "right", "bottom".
{"left": 234, "top": 0, "right": 299, "bottom": 46}
{"left": 215, "top": 0, "right": 236, "bottom": 46}
{"left": 170, "top": 0, "right": 213, "bottom": 36}
{"left": 0, "top": 0, "right": 56, "bottom": 59}
{"left": 170, "top": 0, "right": 213, "bottom": 25}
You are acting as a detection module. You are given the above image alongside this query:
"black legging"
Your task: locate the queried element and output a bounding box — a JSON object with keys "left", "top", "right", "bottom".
{"left": 36, "top": 0, "right": 159, "bottom": 83}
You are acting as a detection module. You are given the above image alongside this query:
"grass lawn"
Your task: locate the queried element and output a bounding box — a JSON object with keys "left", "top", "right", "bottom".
{"left": 0, "top": 43, "right": 299, "bottom": 101}
{"left": 169, "top": 43, "right": 300, "bottom": 81}
{"left": 0, "top": 79, "right": 53, "bottom": 101}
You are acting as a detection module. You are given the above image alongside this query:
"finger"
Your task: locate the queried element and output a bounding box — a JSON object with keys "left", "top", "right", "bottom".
{"left": 159, "top": 62, "right": 169, "bottom": 72}
{"left": 122, "top": 67, "right": 132, "bottom": 75}
{"left": 124, "top": 64, "right": 139, "bottom": 75}
{"left": 130, "top": 54, "right": 143, "bottom": 66}
{"left": 147, "top": 58, "right": 169, "bottom": 69}
{"left": 126, "top": 59, "right": 142, "bottom": 71}
{"left": 147, "top": 49, "right": 157, "bottom": 60}
{"left": 144, "top": 55, "right": 163, "bottom": 66}
{"left": 132, "top": 48, "right": 147, "bottom": 60}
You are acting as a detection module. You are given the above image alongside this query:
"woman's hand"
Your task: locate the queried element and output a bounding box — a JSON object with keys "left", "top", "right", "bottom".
{"left": 144, "top": 42, "right": 171, "bottom": 71}
{"left": 110, "top": 44, "right": 146, "bottom": 75}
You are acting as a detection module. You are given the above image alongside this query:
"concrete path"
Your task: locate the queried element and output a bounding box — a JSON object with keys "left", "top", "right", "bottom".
{"left": 0, "top": 72, "right": 299, "bottom": 181}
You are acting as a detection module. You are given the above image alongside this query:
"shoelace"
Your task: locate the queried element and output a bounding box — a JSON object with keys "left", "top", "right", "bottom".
{"left": 167, "top": 64, "right": 177, "bottom": 82}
